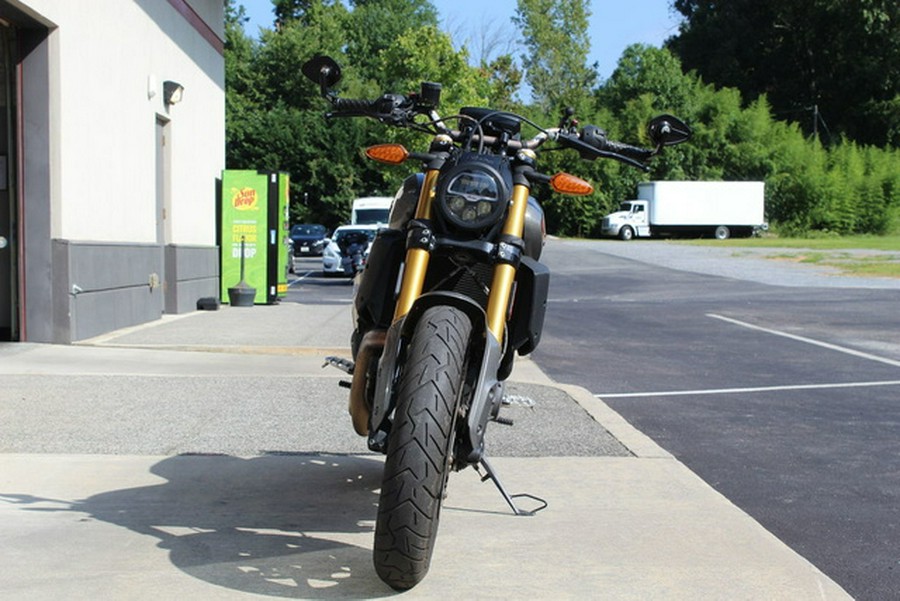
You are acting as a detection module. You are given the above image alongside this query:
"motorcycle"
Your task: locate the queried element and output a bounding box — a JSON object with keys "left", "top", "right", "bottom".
{"left": 304, "top": 54, "right": 690, "bottom": 590}
{"left": 337, "top": 229, "right": 371, "bottom": 278}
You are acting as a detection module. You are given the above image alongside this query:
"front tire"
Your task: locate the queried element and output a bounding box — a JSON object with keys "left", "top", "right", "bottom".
{"left": 373, "top": 306, "right": 472, "bottom": 590}
{"left": 619, "top": 226, "right": 634, "bottom": 241}
{"left": 714, "top": 225, "right": 731, "bottom": 240}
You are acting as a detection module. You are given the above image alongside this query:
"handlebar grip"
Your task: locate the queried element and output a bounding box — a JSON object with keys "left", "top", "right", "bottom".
{"left": 332, "top": 97, "right": 373, "bottom": 113}
{"left": 330, "top": 94, "right": 413, "bottom": 125}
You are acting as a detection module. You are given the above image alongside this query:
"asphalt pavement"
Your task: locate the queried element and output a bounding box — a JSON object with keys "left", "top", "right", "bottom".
{"left": 0, "top": 298, "right": 852, "bottom": 599}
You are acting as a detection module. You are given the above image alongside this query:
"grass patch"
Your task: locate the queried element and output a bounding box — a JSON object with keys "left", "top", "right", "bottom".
{"left": 798, "top": 252, "right": 829, "bottom": 264}
{"left": 676, "top": 235, "right": 900, "bottom": 251}
{"left": 672, "top": 236, "right": 900, "bottom": 278}
{"left": 676, "top": 236, "right": 900, "bottom": 278}
{"left": 819, "top": 256, "right": 900, "bottom": 278}
{"left": 760, "top": 249, "right": 900, "bottom": 278}
{"left": 569, "top": 234, "right": 900, "bottom": 278}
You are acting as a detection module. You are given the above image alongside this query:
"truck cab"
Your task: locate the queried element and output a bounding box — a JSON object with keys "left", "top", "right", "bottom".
{"left": 601, "top": 200, "right": 650, "bottom": 240}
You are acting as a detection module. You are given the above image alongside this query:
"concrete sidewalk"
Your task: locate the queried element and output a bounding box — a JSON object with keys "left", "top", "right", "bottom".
{"left": 0, "top": 302, "right": 851, "bottom": 599}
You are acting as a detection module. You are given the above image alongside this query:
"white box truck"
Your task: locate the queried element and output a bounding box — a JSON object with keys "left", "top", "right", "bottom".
{"left": 351, "top": 196, "right": 393, "bottom": 226}
{"left": 601, "top": 181, "right": 766, "bottom": 240}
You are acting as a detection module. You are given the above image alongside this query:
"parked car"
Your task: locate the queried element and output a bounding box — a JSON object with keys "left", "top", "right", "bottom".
{"left": 290, "top": 223, "right": 328, "bottom": 256}
{"left": 322, "top": 225, "right": 379, "bottom": 276}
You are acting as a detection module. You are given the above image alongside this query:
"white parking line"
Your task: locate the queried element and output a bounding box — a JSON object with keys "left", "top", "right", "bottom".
{"left": 594, "top": 313, "right": 900, "bottom": 399}
{"left": 596, "top": 380, "right": 900, "bottom": 399}
{"left": 288, "top": 271, "right": 314, "bottom": 287}
{"left": 707, "top": 313, "right": 900, "bottom": 368}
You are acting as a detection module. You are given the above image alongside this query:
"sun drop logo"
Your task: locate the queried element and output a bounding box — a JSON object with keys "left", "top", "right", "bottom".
{"left": 231, "top": 187, "right": 259, "bottom": 211}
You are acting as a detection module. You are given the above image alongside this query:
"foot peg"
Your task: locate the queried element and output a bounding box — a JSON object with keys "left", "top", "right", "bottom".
{"left": 323, "top": 356, "right": 354, "bottom": 375}
{"left": 493, "top": 392, "right": 535, "bottom": 427}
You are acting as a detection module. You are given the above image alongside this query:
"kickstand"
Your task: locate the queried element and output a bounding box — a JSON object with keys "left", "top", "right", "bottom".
{"left": 478, "top": 456, "right": 548, "bottom": 516}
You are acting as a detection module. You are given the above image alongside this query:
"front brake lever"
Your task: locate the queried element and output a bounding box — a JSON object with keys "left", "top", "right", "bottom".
{"left": 594, "top": 149, "right": 650, "bottom": 172}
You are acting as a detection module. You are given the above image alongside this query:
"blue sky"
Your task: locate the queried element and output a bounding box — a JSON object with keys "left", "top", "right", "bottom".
{"left": 239, "top": 0, "right": 681, "bottom": 81}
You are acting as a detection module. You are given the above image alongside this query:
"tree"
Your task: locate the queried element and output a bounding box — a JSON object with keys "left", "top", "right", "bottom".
{"left": 225, "top": 0, "right": 488, "bottom": 228}
{"left": 667, "top": 0, "right": 900, "bottom": 146}
{"left": 377, "top": 25, "right": 488, "bottom": 111}
{"left": 595, "top": 44, "right": 900, "bottom": 236}
{"left": 481, "top": 54, "right": 524, "bottom": 111}
{"left": 225, "top": 1, "right": 263, "bottom": 170}
{"left": 599, "top": 44, "right": 691, "bottom": 116}
{"left": 345, "top": 0, "right": 439, "bottom": 78}
{"left": 226, "top": 1, "right": 899, "bottom": 237}
{"left": 510, "top": 0, "right": 606, "bottom": 237}
{"left": 513, "top": 0, "right": 596, "bottom": 115}
{"left": 272, "top": 0, "right": 323, "bottom": 27}
{"left": 227, "top": 1, "right": 380, "bottom": 228}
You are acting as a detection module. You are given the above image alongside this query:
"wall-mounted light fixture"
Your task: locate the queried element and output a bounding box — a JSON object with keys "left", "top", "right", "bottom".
{"left": 163, "top": 80, "right": 184, "bottom": 105}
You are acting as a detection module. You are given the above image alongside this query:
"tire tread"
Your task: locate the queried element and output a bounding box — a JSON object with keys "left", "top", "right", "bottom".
{"left": 373, "top": 306, "right": 472, "bottom": 590}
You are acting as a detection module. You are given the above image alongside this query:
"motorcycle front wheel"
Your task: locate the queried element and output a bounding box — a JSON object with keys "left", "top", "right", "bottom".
{"left": 373, "top": 305, "right": 472, "bottom": 590}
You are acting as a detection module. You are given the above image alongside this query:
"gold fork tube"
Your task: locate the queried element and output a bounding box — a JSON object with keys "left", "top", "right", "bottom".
{"left": 393, "top": 169, "right": 440, "bottom": 321}
{"left": 485, "top": 184, "right": 530, "bottom": 341}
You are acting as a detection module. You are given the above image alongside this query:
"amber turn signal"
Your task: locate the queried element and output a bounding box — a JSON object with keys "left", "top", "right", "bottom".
{"left": 549, "top": 172, "right": 594, "bottom": 196}
{"left": 365, "top": 144, "right": 409, "bottom": 165}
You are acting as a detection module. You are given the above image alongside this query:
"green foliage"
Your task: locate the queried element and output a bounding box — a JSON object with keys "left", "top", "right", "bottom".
{"left": 765, "top": 134, "right": 900, "bottom": 236}
{"left": 345, "top": 0, "right": 439, "bottom": 77}
{"left": 225, "top": 1, "right": 900, "bottom": 238}
{"left": 592, "top": 44, "right": 900, "bottom": 238}
{"left": 514, "top": 0, "right": 596, "bottom": 116}
{"left": 481, "top": 54, "right": 524, "bottom": 112}
{"left": 377, "top": 26, "right": 488, "bottom": 113}
{"left": 668, "top": 0, "right": 900, "bottom": 147}
{"left": 511, "top": 0, "right": 604, "bottom": 235}
{"left": 225, "top": 0, "right": 477, "bottom": 229}
{"left": 599, "top": 45, "right": 691, "bottom": 117}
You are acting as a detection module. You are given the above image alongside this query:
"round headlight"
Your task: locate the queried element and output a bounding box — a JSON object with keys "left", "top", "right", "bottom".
{"left": 435, "top": 160, "right": 510, "bottom": 231}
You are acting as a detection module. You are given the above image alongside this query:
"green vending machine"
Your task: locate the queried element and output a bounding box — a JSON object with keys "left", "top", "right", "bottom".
{"left": 219, "top": 170, "right": 290, "bottom": 304}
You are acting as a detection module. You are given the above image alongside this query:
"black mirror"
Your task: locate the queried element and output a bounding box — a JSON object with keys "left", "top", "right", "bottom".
{"left": 301, "top": 55, "right": 342, "bottom": 96}
{"left": 648, "top": 114, "right": 692, "bottom": 148}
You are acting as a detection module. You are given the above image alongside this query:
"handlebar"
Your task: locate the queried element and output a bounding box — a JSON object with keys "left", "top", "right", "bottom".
{"left": 327, "top": 92, "right": 656, "bottom": 170}
{"left": 576, "top": 124, "right": 654, "bottom": 167}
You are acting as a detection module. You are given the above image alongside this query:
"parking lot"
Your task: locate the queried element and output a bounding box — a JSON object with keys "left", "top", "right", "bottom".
{"left": 533, "top": 239, "right": 900, "bottom": 600}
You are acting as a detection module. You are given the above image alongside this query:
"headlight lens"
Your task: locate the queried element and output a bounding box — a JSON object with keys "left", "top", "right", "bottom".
{"left": 436, "top": 161, "right": 509, "bottom": 231}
